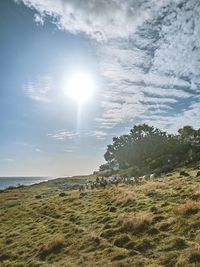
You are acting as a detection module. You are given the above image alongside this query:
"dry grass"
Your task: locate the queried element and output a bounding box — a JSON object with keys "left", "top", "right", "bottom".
{"left": 191, "top": 190, "right": 200, "bottom": 200}
{"left": 113, "top": 189, "right": 135, "bottom": 205}
{"left": 0, "top": 192, "right": 23, "bottom": 201}
{"left": 139, "top": 181, "right": 167, "bottom": 192}
{"left": 66, "top": 191, "right": 80, "bottom": 201}
{"left": 38, "top": 234, "right": 65, "bottom": 259}
{"left": 178, "top": 248, "right": 200, "bottom": 265}
{"left": 2, "top": 163, "right": 200, "bottom": 266}
{"left": 119, "top": 212, "right": 152, "bottom": 233}
{"left": 174, "top": 201, "right": 200, "bottom": 216}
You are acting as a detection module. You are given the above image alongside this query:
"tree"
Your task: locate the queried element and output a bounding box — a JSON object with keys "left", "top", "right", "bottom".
{"left": 103, "top": 124, "right": 200, "bottom": 174}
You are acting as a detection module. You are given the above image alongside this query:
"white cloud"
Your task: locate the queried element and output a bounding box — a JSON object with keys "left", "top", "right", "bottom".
{"left": 24, "top": 75, "right": 53, "bottom": 102}
{"left": 152, "top": 1, "right": 200, "bottom": 87}
{"left": 35, "top": 148, "right": 42, "bottom": 153}
{"left": 16, "top": 0, "right": 200, "bottom": 132}
{"left": 15, "top": 0, "right": 166, "bottom": 41}
{"left": 48, "top": 130, "right": 80, "bottom": 140}
{"left": 140, "top": 105, "right": 200, "bottom": 134}
{"left": 34, "top": 13, "right": 44, "bottom": 25}
{"left": 87, "top": 130, "right": 108, "bottom": 140}
{"left": 64, "top": 149, "right": 74, "bottom": 153}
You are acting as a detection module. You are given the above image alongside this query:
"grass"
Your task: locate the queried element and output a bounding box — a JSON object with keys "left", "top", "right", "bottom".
{"left": 0, "top": 164, "right": 200, "bottom": 266}
{"left": 119, "top": 212, "right": 152, "bottom": 233}
{"left": 37, "top": 235, "right": 65, "bottom": 259}
{"left": 113, "top": 188, "right": 135, "bottom": 206}
{"left": 174, "top": 201, "right": 200, "bottom": 216}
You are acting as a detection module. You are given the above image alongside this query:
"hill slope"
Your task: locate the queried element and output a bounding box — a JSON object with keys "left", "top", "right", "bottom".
{"left": 1, "top": 166, "right": 200, "bottom": 267}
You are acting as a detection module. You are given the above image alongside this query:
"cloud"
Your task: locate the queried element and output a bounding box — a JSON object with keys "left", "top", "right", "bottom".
{"left": 24, "top": 75, "right": 53, "bottom": 102}
{"left": 35, "top": 148, "right": 42, "bottom": 153}
{"left": 48, "top": 129, "right": 109, "bottom": 141}
{"left": 64, "top": 149, "right": 75, "bottom": 153}
{"left": 34, "top": 13, "right": 44, "bottom": 25}
{"left": 16, "top": 0, "right": 200, "bottom": 132}
{"left": 15, "top": 0, "right": 166, "bottom": 41}
{"left": 140, "top": 100, "right": 200, "bottom": 133}
{"left": 2, "top": 158, "right": 14, "bottom": 162}
{"left": 48, "top": 130, "right": 80, "bottom": 140}
{"left": 87, "top": 130, "right": 108, "bottom": 140}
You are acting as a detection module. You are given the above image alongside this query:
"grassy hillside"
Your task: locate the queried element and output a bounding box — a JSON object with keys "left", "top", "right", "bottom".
{"left": 1, "top": 166, "right": 200, "bottom": 267}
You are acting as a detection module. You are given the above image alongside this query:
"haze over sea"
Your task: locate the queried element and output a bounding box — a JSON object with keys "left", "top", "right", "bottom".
{"left": 0, "top": 177, "right": 51, "bottom": 190}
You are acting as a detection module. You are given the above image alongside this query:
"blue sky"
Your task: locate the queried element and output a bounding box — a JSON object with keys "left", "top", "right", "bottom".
{"left": 0, "top": 0, "right": 200, "bottom": 176}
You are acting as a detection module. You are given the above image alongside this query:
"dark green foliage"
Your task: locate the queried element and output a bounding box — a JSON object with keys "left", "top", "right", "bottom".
{"left": 103, "top": 124, "right": 200, "bottom": 174}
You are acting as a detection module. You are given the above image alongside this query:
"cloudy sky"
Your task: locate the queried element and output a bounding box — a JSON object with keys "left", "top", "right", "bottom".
{"left": 0, "top": 0, "right": 200, "bottom": 176}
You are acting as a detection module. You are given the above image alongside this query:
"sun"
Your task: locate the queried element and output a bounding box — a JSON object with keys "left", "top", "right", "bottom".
{"left": 64, "top": 71, "right": 96, "bottom": 105}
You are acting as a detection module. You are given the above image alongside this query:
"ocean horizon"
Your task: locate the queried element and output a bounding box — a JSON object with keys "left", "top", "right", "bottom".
{"left": 0, "top": 176, "right": 52, "bottom": 190}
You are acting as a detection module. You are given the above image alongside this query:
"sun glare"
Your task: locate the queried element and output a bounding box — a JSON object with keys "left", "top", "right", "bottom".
{"left": 64, "top": 71, "right": 96, "bottom": 105}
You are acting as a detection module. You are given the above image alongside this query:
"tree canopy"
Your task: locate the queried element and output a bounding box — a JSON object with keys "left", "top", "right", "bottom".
{"left": 101, "top": 124, "right": 200, "bottom": 176}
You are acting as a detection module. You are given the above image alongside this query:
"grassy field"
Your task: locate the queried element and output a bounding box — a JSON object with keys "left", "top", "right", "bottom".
{"left": 1, "top": 165, "right": 200, "bottom": 267}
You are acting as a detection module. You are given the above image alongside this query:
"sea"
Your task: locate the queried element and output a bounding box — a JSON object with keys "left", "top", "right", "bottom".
{"left": 0, "top": 177, "right": 51, "bottom": 190}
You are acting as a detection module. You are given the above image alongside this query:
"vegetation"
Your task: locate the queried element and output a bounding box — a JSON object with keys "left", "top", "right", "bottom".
{"left": 1, "top": 163, "right": 200, "bottom": 266}
{"left": 101, "top": 124, "right": 200, "bottom": 176}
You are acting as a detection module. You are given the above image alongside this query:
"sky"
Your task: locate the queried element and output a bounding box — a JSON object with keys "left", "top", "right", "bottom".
{"left": 0, "top": 0, "right": 200, "bottom": 177}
